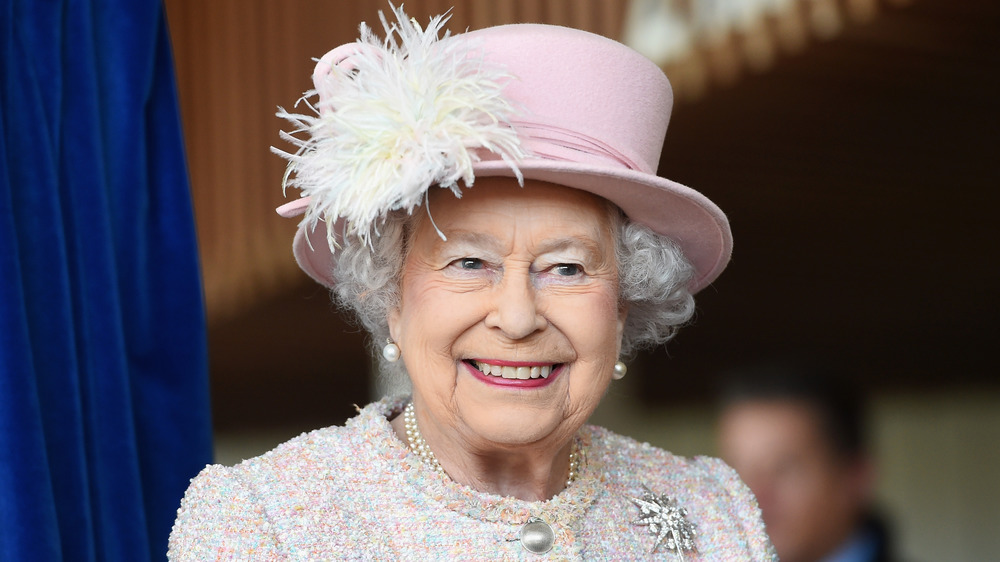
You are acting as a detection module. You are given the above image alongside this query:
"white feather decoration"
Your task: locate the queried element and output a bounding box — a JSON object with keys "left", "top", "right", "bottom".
{"left": 273, "top": 4, "right": 526, "bottom": 250}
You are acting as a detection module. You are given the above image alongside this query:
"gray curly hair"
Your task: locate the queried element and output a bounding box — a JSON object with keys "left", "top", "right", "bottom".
{"left": 331, "top": 202, "right": 695, "bottom": 392}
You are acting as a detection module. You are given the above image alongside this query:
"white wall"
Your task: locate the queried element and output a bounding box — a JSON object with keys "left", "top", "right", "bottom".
{"left": 873, "top": 391, "right": 1000, "bottom": 561}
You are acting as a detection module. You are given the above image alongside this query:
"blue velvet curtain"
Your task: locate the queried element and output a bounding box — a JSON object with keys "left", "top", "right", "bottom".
{"left": 0, "top": 0, "right": 212, "bottom": 560}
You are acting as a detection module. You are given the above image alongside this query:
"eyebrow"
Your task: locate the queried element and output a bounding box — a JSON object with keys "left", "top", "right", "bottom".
{"left": 535, "top": 235, "right": 604, "bottom": 257}
{"left": 439, "top": 231, "right": 504, "bottom": 253}
{"left": 442, "top": 230, "right": 605, "bottom": 257}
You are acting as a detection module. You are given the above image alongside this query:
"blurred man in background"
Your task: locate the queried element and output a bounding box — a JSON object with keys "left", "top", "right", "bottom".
{"left": 717, "top": 367, "right": 899, "bottom": 562}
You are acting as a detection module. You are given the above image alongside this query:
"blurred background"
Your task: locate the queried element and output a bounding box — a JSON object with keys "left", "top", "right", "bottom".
{"left": 164, "top": 0, "right": 998, "bottom": 560}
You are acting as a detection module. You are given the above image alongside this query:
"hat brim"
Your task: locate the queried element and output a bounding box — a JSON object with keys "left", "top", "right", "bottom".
{"left": 287, "top": 160, "right": 731, "bottom": 294}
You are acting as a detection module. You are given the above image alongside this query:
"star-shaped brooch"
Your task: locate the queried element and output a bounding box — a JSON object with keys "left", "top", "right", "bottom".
{"left": 630, "top": 486, "right": 697, "bottom": 558}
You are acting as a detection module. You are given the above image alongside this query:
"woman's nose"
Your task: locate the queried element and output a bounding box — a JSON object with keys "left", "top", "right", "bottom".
{"left": 484, "top": 271, "right": 546, "bottom": 340}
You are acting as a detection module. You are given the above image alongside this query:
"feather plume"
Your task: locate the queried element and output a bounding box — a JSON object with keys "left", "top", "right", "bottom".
{"left": 273, "top": 4, "right": 526, "bottom": 250}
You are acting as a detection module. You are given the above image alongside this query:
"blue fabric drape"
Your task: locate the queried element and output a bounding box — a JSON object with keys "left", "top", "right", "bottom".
{"left": 1, "top": 1, "right": 212, "bottom": 560}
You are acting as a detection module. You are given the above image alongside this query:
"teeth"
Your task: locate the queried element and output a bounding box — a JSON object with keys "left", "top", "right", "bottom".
{"left": 473, "top": 361, "right": 556, "bottom": 379}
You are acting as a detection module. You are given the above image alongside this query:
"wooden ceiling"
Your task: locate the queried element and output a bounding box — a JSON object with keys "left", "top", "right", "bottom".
{"left": 190, "top": 0, "right": 999, "bottom": 430}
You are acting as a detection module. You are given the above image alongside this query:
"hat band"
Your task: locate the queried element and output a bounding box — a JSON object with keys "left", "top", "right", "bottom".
{"left": 277, "top": 122, "right": 645, "bottom": 220}
{"left": 488, "top": 121, "right": 645, "bottom": 172}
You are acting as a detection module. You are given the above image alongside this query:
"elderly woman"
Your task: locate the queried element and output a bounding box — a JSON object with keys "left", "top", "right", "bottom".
{"left": 169, "top": 7, "right": 774, "bottom": 560}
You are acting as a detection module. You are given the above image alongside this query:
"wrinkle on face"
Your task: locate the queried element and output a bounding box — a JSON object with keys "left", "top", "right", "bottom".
{"left": 389, "top": 178, "right": 626, "bottom": 458}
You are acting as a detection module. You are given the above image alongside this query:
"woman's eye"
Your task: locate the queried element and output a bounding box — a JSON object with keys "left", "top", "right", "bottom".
{"left": 457, "top": 258, "right": 484, "bottom": 270}
{"left": 553, "top": 264, "right": 581, "bottom": 276}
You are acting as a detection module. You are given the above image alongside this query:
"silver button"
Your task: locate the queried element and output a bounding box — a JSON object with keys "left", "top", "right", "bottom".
{"left": 519, "top": 517, "right": 554, "bottom": 554}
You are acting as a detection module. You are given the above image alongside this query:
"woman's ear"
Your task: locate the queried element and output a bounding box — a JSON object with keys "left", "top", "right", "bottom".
{"left": 617, "top": 304, "right": 629, "bottom": 340}
{"left": 388, "top": 306, "right": 402, "bottom": 343}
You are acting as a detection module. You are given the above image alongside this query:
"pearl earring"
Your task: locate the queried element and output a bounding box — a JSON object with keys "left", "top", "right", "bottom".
{"left": 612, "top": 361, "right": 627, "bottom": 380}
{"left": 382, "top": 339, "right": 401, "bottom": 363}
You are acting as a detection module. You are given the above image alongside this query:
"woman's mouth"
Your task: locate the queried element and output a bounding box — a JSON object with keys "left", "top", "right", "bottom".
{"left": 467, "top": 360, "right": 561, "bottom": 380}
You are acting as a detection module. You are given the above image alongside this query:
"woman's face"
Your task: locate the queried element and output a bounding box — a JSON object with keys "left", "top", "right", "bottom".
{"left": 389, "top": 178, "right": 626, "bottom": 451}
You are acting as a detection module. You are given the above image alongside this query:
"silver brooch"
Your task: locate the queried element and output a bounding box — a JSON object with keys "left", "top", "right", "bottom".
{"left": 630, "top": 486, "right": 697, "bottom": 558}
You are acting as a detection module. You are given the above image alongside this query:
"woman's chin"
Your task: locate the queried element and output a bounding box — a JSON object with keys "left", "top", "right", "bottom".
{"left": 463, "top": 413, "right": 563, "bottom": 448}
{"left": 448, "top": 362, "right": 581, "bottom": 443}
{"left": 454, "top": 395, "right": 570, "bottom": 448}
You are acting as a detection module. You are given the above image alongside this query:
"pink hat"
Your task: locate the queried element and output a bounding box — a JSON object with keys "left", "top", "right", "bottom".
{"left": 275, "top": 10, "right": 731, "bottom": 293}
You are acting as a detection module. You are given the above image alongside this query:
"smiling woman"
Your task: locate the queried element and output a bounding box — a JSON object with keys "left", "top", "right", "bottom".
{"left": 389, "top": 181, "right": 624, "bottom": 500}
{"left": 168, "top": 5, "right": 775, "bottom": 559}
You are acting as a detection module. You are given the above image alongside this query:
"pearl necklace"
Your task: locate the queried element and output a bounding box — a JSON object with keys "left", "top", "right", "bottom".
{"left": 403, "top": 401, "right": 445, "bottom": 475}
{"left": 403, "top": 402, "right": 581, "bottom": 486}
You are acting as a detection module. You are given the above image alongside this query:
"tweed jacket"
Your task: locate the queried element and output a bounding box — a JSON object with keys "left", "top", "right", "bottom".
{"left": 169, "top": 398, "right": 776, "bottom": 560}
